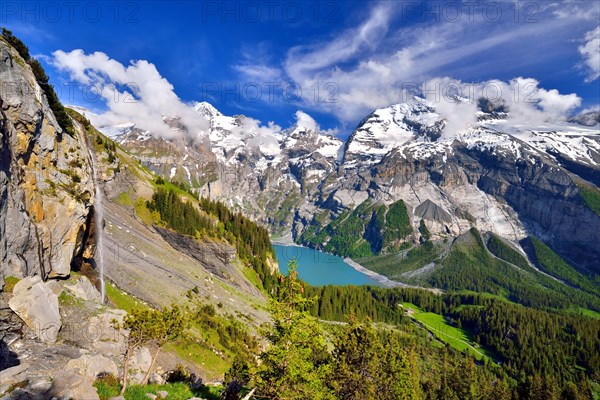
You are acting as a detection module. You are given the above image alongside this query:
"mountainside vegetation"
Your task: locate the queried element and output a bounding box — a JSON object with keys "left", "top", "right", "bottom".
{"left": 578, "top": 185, "right": 600, "bottom": 216}
{"left": 430, "top": 228, "right": 600, "bottom": 311}
{"left": 300, "top": 199, "right": 413, "bottom": 258}
{"left": 522, "top": 236, "right": 600, "bottom": 297}
{"left": 147, "top": 186, "right": 277, "bottom": 292}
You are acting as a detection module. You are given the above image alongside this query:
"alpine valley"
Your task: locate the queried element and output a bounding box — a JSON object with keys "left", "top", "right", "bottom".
{"left": 1, "top": 22, "right": 600, "bottom": 400}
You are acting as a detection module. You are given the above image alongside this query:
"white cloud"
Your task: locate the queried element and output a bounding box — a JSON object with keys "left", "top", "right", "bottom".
{"left": 293, "top": 110, "right": 339, "bottom": 136}
{"left": 581, "top": 105, "right": 600, "bottom": 114}
{"left": 423, "top": 77, "right": 581, "bottom": 130}
{"left": 423, "top": 77, "right": 478, "bottom": 137}
{"left": 233, "top": 64, "right": 282, "bottom": 82}
{"left": 51, "top": 49, "right": 209, "bottom": 138}
{"left": 489, "top": 77, "right": 581, "bottom": 125}
{"left": 294, "top": 110, "right": 318, "bottom": 131}
{"left": 284, "top": 3, "right": 394, "bottom": 84}
{"left": 230, "top": 116, "right": 282, "bottom": 157}
{"left": 242, "top": 1, "right": 596, "bottom": 124}
{"left": 578, "top": 26, "right": 600, "bottom": 82}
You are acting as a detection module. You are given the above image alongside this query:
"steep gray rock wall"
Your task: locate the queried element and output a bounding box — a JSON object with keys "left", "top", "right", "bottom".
{"left": 0, "top": 39, "right": 94, "bottom": 281}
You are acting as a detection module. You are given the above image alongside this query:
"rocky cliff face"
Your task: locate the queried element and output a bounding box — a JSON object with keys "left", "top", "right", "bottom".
{"left": 0, "top": 38, "right": 95, "bottom": 283}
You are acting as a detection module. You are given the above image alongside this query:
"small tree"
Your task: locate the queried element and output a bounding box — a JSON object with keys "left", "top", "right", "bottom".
{"left": 115, "top": 309, "right": 156, "bottom": 395}
{"left": 329, "top": 317, "right": 382, "bottom": 400}
{"left": 140, "top": 305, "right": 188, "bottom": 385}
{"left": 115, "top": 305, "right": 188, "bottom": 394}
{"left": 255, "top": 259, "right": 333, "bottom": 399}
{"left": 222, "top": 355, "right": 253, "bottom": 400}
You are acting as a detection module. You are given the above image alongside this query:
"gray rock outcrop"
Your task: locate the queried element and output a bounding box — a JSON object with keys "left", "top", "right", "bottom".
{"left": 66, "top": 354, "right": 119, "bottom": 381}
{"left": 47, "top": 369, "right": 100, "bottom": 400}
{"left": 8, "top": 276, "right": 61, "bottom": 343}
{"left": 0, "top": 38, "right": 94, "bottom": 281}
{"left": 65, "top": 275, "right": 102, "bottom": 302}
{"left": 129, "top": 347, "right": 152, "bottom": 384}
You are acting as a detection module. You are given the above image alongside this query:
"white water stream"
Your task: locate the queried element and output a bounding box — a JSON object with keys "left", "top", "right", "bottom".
{"left": 88, "top": 147, "right": 105, "bottom": 303}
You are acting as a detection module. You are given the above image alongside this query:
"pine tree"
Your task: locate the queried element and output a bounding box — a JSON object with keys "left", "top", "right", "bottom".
{"left": 255, "top": 260, "right": 333, "bottom": 399}
{"left": 330, "top": 317, "right": 382, "bottom": 400}
{"left": 378, "top": 335, "right": 422, "bottom": 400}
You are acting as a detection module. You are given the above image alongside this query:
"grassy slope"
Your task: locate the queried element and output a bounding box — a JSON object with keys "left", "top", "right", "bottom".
{"left": 486, "top": 234, "right": 531, "bottom": 270}
{"left": 578, "top": 185, "right": 600, "bottom": 216}
{"left": 105, "top": 282, "right": 148, "bottom": 313}
{"left": 358, "top": 241, "right": 441, "bottom": 280}
{"left": 401, "top": 302, "right": 493, "bottom": 362}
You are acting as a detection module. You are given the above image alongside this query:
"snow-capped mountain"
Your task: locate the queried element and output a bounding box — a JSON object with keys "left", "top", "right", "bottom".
{"left": 343, "top": 99, "right": 444, "bottom": 168}
{"left": 89, "top": 99, "right": 600, "bottom": 273}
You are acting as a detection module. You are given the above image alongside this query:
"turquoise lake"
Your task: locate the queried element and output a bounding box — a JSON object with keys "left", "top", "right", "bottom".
{"left": 273, "top": 245, "right": 380, "bottom": 286}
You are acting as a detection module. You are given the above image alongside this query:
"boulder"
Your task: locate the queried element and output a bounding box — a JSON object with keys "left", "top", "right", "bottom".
{"left": 65, "top": 275, "right": 102, "bottom": 302}
{"left": 8, "top": 276, "right": 61, "bottom": 343}
{"left": 45, "top": 280, "right": 63, "bottom": 297}
{"left": 66, "top": 354, "right": 118, "bottom": 381}
{"left": 128, "top": 347, "right": 152, "bottom": 384}
{"left": 46, "top": 370, "right": 100, "bottom": 400}
{"left": 87, "top": 309, "right": 127, "bottom": 356}
{"left": 29, "top": 378, "right": 52, "bottom": 394}
{"left": 0, "top": 363, "right": 29, "bottom": 395}
{"left": 149, "top": 372, "right": 166, "bottom": 385}
{"left": 157, "top": 390, "right": 168, "bottom": 398}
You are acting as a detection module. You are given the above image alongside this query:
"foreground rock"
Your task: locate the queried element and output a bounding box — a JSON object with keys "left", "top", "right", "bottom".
{"left": 0, "top": 364, "right": 29, "bottom": 395}
{"left": 8, "top": 276, "right": 61, "bottom": 343}
{"left": 66, "top": 354, "right": 119, "bottom": 381}
{"left": 47, "top": 369, "right": 100, "bottom": 400}
{"left": 65, "top": 275, "right": 102, "bottom": 302}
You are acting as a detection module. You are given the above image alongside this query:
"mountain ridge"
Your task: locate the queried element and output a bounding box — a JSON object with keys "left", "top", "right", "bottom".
{"left": 84, "top": 97, "right": 600, "bottom": 277}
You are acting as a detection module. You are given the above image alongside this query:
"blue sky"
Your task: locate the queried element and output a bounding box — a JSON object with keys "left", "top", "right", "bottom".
{"left": 3, "top": 0, "right": 600, "bottom": 136}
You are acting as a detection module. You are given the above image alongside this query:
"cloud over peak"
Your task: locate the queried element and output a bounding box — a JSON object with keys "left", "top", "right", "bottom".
{"left": 52, "top": 49, "right": 209, "bottom": 138}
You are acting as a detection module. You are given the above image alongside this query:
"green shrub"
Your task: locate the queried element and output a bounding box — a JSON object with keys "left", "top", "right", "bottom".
{"left": 1, "top": 28, "right": 30, "bottom": 60}
{"left": 2, "top": 276, "right": 20, "bottom": 293}
{"left": 418, "top": 219, "right": 431, "bottom": 241}
{"left": 166, "top": 364, "right": 190, "bottom": 383}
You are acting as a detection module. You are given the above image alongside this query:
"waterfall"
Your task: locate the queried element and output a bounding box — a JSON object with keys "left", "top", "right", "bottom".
{"left": 94, "top": 182, "right": 106, "bottom": 303}
{"left": 88, "top": 146, "right": 105, "bottom": 303}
